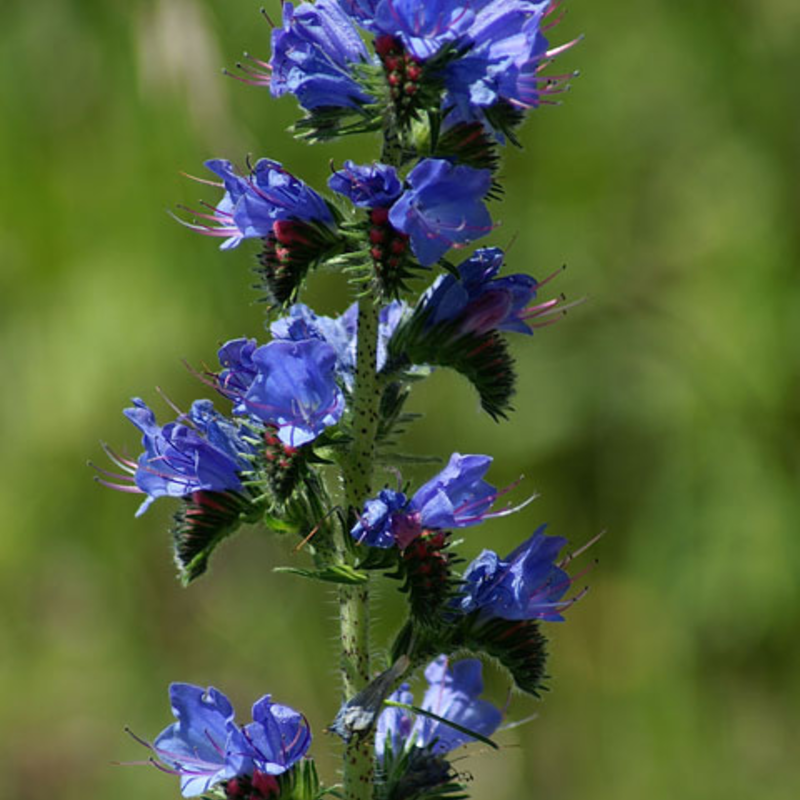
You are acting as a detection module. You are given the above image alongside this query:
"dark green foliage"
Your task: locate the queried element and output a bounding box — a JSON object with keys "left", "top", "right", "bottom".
{"left": 459, "top": 614, "right": 549, "bottom": 698}
{"left": 376, "top": 380, "right": 424, "bottom": 453}
{"left": 274, "top": 563, "right": 368, "bottom": 585}
{"left": 385, "top": 311, "right": 517, "bottom": 421}
{"left": 375, "top": 741, "right": 469, "bottom": 800}
{"left": 292, "top": 101, "right": 384, "bottom": 144}
{"left": 278, "top": 760, "right": 336, "bottom": 800}
{"left": 483, "top": 101, "right": 526, "bottom": 148}
{"left": 255, "top": 221, "right": 343, "bottom": 309}
{"left": 258, "top": 427, "right": 308, "bottom": 503}
{"left": 391, "top": 532, "right": 461, "bottom": 627}
{"left": 172, "top": 491, "right": 262, "bottom": 585}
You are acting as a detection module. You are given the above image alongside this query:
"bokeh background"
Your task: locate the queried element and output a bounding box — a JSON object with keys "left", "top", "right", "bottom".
{"left": 2, "top": 0, "right": 799, "bottom": 798}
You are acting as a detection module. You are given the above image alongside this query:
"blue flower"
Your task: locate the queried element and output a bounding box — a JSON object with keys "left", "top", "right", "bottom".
{"left": 420, "top": 247, "right": 539, "bottom": 336}
{"left": 149, "top": 683, "right": 311, "bottom": 798}
{"left": 241, "top": 695, "right": 313, "bottom": 776}
{"left": 458, "top": 525, "right": 574, "bottom": 622}
{"left": 152, "top": 684, "right": 244, "bottom": 797}
{"left": 183, "top": 159, "right": 333, "bottom": 251}
{"left": 351, "top": 488, "right": 408, "bottom": 547}
{"left": 444, "top": 2, "right": 551, "bottom": 121}
{"left": 242, "top": 339, "right": 345, "bottom": 447}
{"left": 352, "top": 453, "right": 514, "bottom": 549}
{"left": 328, "top": 161, "right": 403, "bottom": 208}
{"left": 270, "top": 300, "right": 409, "bottom": 389}
{"left": 115, "top": 399, "right": 248, "bottom": 516}
{"left": 347, "top": 1, "right": 476, "bottom": 62}
{"left": 271, "top": 303, "right": 359, "bottom": 388}
{"left": 270, "top": 0, "right": 375, "bottom": 111}
{"left": 388, "top": 159, "right": 493, "bottom": 266}
{"left": 217, "top": 338, "right": 259, "bottom": 413}
{"left": 376, "top": 656, "right": 502, "bottom": 758}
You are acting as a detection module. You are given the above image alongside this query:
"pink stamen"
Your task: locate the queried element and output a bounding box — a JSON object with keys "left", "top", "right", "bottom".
{"left": 546, "top": 35, "right": 584, "bottom": 60}
{"left": 93, "top": 477, "right": 142, "bottom": 493}
{"left": 180, "top": 172, "right": 224, "bottom": 188}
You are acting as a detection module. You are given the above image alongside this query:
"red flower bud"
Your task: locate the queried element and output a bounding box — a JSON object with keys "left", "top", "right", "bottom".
{"left": 370, "top": 207, "right": 389, "bottom": 225}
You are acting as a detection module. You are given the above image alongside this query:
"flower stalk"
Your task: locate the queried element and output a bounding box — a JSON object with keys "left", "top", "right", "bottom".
{"left": 103, "top": 4, "right": 591, "bottom": 800}
{"left": 338, "top": 298, "right": 381, "bottom": 800}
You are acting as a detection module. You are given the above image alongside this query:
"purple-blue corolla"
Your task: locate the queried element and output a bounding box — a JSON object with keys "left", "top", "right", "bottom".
{"left": 269, "top": 300, "right": 408, "bottom": 389}
{"left": 270, "top": 0, "right": 375, "bottom": 111}
{"left": 376, "top": 656, "right": 502, "bottom": 758}
{"left": 345, "top": 0, "right": 476, "bottom": 62}
{"left": 419, "top": 247, "right": 538, "bottom": 335}
{"left": 106, "top": 399, "right": 249, "bottom": 517}
{"left": 242, "top": 339, "right": 345, "bottom": 447}
{"left": 352, "top": 453, "right": 519, "bottom": 549}
{"left": 458, "top": 525, "right": 575, "bottom": 622}
{"left": 182, "top": 159, "right": 333, "bottom": 251}
{"left": 388, "top": 159, "right": 493, "bottom": 266}
{"left": 328, "top": 161, "right": 403, "bottom": 208}
{"left": 147, "top": 683, "right": 310, "bottom": 797}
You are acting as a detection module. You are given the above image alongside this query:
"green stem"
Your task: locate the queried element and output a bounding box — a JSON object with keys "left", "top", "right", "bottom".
{"left": 338, "top": 108, "right": 404, "bottom": 800}
{"left": 339, "top": 299, "right": 381, "bottom": 800}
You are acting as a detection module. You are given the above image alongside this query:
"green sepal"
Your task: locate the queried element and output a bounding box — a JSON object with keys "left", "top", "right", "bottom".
{"left": 262, "top": 510, "right": 305, "bottom": 535}
{"left": 376, "top": 381, "right": 418, "bottom": 449}
{"left": 385, "top": 309, "right": 517, "bottom": 421}
{"left": 389, "top": 532, "right": 463, "bottom": 628}
{"left": 172, "top": 491, "right": 262, "bottom": 586}
{"left": 483, "top": 101, "right": 526, "bottom": 148}
{"left": 254, "top": 221, "right": 344, "bottom": 310}
{"left": 375, "top": 739, "right": 470, "bottom": 800}
{"left": 274, "top": 564, "right": 369, "bottom": 585}
{"left": 458, "top": 613, "right": 550, "bottom": 698}
{"left": 279, "top": 759, "right": 339, "bottom": 800}
{"left": 356, "top": 546, "right": 400, "bottom": 572}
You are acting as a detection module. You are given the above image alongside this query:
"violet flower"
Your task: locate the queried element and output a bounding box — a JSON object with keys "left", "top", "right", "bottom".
{"left": 146, "top": 683, "right": 310, "bottom": 798}
{"left": 182, "top": 159, "right": 333, "bottom": 251}
{"left": 458, "top": 525, "right": 579, "bottom": 622}
{"left": 352, "top": 453, "right": 531, "bottom": 549}
{"left": 98, "top": 399, "right": 250, "bottom": 517}
{"left": 388, "top": 159, "right": 493, "bottom": 266}
{"left": 242, "top": 339, "right": 345, "bottom": 447}
{"left": 270, "top": 0, "right": 375, "bottom": 111}
{"left": 376, "top": 656, "right": 502, "bottom": 758}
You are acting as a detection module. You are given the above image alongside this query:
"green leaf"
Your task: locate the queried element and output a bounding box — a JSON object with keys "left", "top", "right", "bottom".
{"left": 384, "top": 700, "right": 499, "bottom": 751}
{"left": 274, "top": 564, "right": 369, "bottom": 585}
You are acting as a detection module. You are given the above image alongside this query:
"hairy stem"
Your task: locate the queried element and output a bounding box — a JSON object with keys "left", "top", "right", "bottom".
{"left": 338, "top": 109, "right": 404, "bottom": 800}
{"left": 339, "top": 299, "right": 381, "bottom": 800}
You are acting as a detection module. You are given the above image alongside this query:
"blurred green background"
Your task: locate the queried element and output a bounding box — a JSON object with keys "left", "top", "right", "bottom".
{"left": 2, "top": 0, "right": 799, "bottom": 798}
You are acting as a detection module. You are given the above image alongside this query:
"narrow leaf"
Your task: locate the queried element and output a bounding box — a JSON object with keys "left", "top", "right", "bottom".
{"left": 383, "top": 700, "right": 499, "bottom": 750}
{"left": 274, "top": 564, "right": 368, "bottom": 585}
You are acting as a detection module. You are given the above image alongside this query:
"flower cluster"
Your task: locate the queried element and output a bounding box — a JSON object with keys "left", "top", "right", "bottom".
{"left": 255, "top": 0, "right": 579, "bottom": 139}
{"left": 140, "top": 683, "right": 310, "bottom": 798}
{"left": 103, "top": 1, "right": 592, "bottom": 798}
